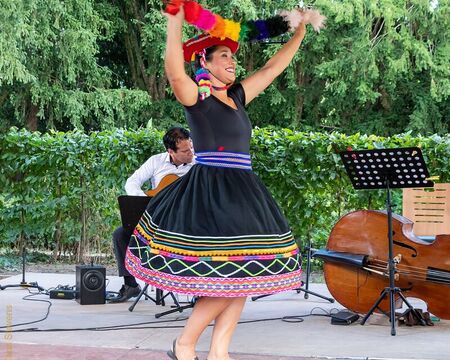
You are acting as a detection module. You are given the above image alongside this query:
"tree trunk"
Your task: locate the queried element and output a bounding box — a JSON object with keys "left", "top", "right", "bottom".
{"left": 0, "top": 90, "right": 8, "bottom": 107}
{"left": 78, "top": 176, "right": 87, "bottom": 263}
{"left": 26, "top": 102, "right": 39, "bottom": 131}
{"left": 293, "top": 65, "right": 305, "bottom": 128}
{"left": 53, "top": 185, "right": 62, "bottom": 261}
{"left": 120, "top": 1, "right": 152, "bottom": 95}
{"left": 157, "top": 76, "right": 167, "bottom": 100}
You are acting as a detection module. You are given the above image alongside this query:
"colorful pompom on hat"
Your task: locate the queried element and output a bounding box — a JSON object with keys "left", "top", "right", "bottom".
{"left": 183, "top": 33, "right": 239, "bottom": 63}
{"left": 169, "top": 1, "right": 326, "bottom": 63}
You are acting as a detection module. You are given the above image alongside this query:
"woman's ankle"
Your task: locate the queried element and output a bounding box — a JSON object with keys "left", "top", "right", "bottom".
{"left": 177, "top": 335, "right": 196, "bottom": 348}
{"left": 174, "top": 337, "right": 197, "bottom": 360}
{"left": 207, "top": 351, "right": 232, "bottom": 360}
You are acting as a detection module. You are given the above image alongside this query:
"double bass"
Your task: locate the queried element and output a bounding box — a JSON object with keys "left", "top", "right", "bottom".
{"left": 316, "top": 210, "right": 450, "bottom": 319}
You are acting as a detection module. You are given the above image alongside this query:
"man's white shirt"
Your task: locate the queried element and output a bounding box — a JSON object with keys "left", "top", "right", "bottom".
{"left": 124, "top": 152, "right": 193, "bottom": 196}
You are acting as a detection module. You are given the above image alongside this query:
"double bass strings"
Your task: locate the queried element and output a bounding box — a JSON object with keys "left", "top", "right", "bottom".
{"left": 366, "top": 259, "right": 450, "bottom": 285}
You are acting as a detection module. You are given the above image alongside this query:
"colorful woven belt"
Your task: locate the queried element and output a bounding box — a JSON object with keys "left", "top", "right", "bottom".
{"left": 195, "top": 151, "right": 252, "bottom": 170}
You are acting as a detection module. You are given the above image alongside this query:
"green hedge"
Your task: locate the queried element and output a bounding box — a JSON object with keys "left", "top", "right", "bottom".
{"left": 1, "top": 127, "right": 449, "bottom": 260}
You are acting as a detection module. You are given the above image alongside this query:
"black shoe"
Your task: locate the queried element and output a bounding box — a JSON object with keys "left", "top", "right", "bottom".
{"left": 167, "top": 339, "right": 199, "bottom": 360}
{"left": 108, "top": 284, "right": 141, "bottom": 303}
{"left": 167, "top": 339, "right": 178, "bottom": 360}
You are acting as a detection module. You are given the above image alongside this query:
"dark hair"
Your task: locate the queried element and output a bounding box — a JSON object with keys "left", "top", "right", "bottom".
{"left": 163, "top": 127, "right": 191, "bottom": 151}
{"left": 192, "top": 46, "right": 218, "bottom": 74}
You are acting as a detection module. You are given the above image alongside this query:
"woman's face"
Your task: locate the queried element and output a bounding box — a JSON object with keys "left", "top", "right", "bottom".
{"left": 205, "top": 46, "right": 236, "bottom": 85}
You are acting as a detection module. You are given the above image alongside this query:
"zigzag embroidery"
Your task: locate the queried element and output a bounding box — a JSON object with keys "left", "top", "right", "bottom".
{"left": 128, "top": 241, "right": 300, "bottom": 278}
{"left": 143, "top": 255, "right": 300, "bottom": 277}
{"left": 125, "top": 251, "right": 303, "bottom": 297}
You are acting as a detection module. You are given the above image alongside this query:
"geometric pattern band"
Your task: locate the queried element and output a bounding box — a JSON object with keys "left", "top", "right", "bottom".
{"left": 128, "top": 240, "right": 301, "bottom": 277}
{"left": 126, "top": 250, "right": 303, "bottom": 297}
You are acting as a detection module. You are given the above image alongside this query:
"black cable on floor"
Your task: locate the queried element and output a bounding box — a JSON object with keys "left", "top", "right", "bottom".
{"left": 0, "top": 305, "right": 341, "bottom": 333}
{"left": 0, "top": 289, "right": 52, "bottom": 329}
{"left": 1, "top": 281, "right": 341, "bottom": 333}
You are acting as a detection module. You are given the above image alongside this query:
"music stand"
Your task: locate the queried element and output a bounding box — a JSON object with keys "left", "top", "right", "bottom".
{"left": 118, "top": 195, "right": 152, "bottom": 233}
{"left": 340, "top": 147, "right": 433, "bottom": 335}
{"left": 0, "top": 245, "right": 45, "bottom": 293}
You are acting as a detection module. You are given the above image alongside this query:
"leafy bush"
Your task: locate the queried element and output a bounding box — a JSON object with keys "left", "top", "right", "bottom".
{"left": 252, "top": 128, "right": 449, "bottom": 250}
{"left": 1, "top": 128, "right": 448, "bottom": 259}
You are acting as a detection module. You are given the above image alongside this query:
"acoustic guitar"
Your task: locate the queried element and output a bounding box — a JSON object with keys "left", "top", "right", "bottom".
{"left": 144, "top": 174, "right": 179, "bottom": 197}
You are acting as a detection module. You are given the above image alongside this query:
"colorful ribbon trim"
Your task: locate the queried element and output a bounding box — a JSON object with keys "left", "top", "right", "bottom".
{"left": 195, "top": 151, "right": 252, "bottom": 170}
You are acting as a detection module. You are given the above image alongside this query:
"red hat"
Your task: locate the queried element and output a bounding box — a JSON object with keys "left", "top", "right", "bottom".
{"left": 182, "top": 34, "right": 239, "bottom": 63}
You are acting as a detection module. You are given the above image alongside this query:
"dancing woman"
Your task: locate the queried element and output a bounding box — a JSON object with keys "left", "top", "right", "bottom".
{"left": 125, "top": 3, "right": 325, "bottom": 360}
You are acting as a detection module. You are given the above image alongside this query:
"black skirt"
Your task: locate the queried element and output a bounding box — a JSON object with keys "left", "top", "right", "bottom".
{"left": 125, "top": 162, "right": 302, "bottom": 297}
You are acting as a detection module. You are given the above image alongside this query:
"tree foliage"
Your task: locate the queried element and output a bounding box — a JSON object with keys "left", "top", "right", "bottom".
{"left": 0, "top": 0, "right": 112, "bottom": 130}
{"left": 0, "top": 0, "right": 448, "bottom": 134}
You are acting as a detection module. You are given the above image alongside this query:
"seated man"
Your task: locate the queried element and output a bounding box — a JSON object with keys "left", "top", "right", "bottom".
{"left": 109, "top": 127, "right": 194, "bottom": 303}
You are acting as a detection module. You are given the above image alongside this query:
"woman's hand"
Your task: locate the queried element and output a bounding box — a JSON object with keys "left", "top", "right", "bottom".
{"left": 163, "top": 2, "right": 185, "bottom": 23}
{"left": 301, "top": 9, "right": 326, "bottom": 32}
{"left": 164, "top": 0, "right": 184, "bottom": 16}
{"left": 294, "top": 22, "right": 306, "bottom": 40}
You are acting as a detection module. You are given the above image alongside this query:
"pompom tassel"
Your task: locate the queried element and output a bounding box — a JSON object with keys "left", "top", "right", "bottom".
{"left": 279, "top": 9, "right": 326, "bottom": 33}
{"left": 223, "top": 20, "right": 241, "bottom": 42}
{"left": 209, "top": 15, "right": 226, "bottom": 38}
{"left": 195, "top": 68, "right": 212, "bottom": 100}
{"left": 184, "top": 1, "right": 202, "bottom": 23}
{"left": 195, "top": 9, "right": 217, "bottom": 31}
{"left": 302, "top": 9, "right": 326, "bottom": 32}
{"left": 279, "top": 10, "right": 303, "bottom": 32}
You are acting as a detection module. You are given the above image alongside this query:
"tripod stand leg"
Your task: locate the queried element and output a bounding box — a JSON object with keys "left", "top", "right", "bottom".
{"left": 360, "top": 288, "right": 388, "bottom": 325}
{"left": 155, "top": 297, "right": 197, "bottom": 319}
{"left": 168, "top": 292, "right": 181, "bottom": 308}
{"left": 389, "top": 287, "right": 397, "bottom": 336}
{"left": 128, "top": 284, "right": 182, "bottom": 314}
{"left": 0, "top": 283, "right": 46, "bottom": 292}
{"left": 360, "top": 287, "right": 402, "bottom": 335}
{"left": 397, "top": 292, "right": 426, "bottom": 326}
{"left": 129, "top": 284, "right": 152, "bottom": 312}
{"left": 251, "top": 293, "right": 272, "bottom": 301}
{"left": 296, "top": 287, "right": 334, "bottom": 303}
{"left": 0, "top": 246, "right": 45, "bottom": 293}
{"left": 303, "top": 245, "right": 312, "bottom": 299}
{"left": 155, "top": 302, "right": 194, "bottom": 318}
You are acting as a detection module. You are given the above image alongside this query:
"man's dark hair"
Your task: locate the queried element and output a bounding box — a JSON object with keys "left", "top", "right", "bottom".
{"left": 163, "top": 127, "right": 191, "bottom": 151}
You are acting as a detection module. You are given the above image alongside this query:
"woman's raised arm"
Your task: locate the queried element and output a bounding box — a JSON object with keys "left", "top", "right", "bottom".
{"left": 164, "top": 8, "right": 198, "bottom": 106}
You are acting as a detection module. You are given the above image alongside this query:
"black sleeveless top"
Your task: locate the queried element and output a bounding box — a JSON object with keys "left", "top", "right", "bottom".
{"left": 184, "top": 84, "right": 252, "bottom": 153}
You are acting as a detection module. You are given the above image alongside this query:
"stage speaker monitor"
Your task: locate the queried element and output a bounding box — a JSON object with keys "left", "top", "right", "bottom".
{"left": 76, "top": 265, "right": 106, "bottom": 305}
